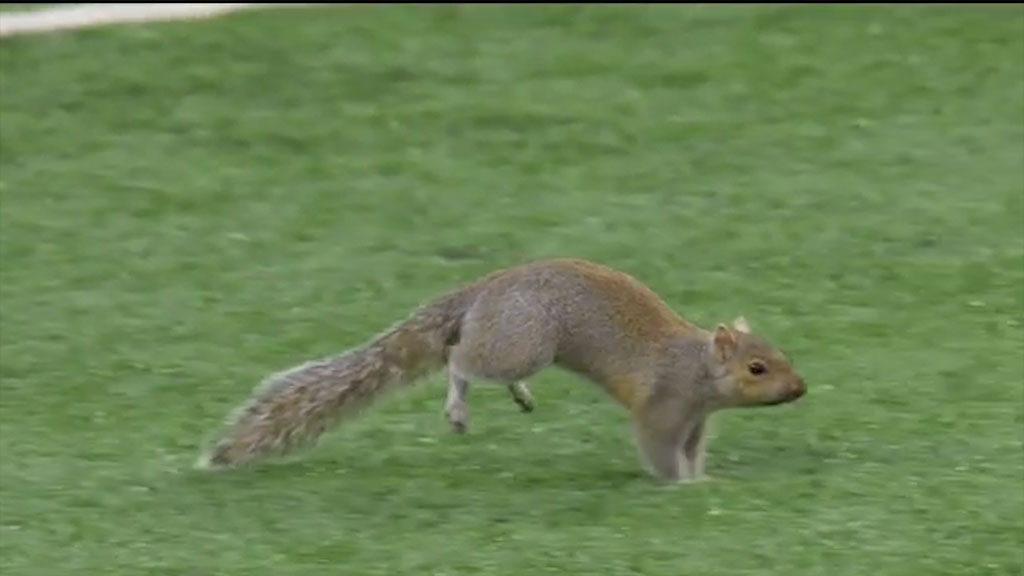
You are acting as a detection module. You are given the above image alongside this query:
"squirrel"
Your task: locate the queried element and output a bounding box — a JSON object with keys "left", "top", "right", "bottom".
{"left": 197, "top": 258, "right": 807, "bottom": 483}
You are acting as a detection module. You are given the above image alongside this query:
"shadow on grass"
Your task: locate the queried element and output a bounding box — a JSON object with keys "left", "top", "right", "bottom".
{"left": 178, "top": 433, "right": 839, "bottom": 494}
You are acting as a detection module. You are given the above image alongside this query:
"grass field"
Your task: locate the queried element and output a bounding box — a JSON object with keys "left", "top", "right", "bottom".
{"left": 1, "top": 5, "right": 1022, "bottom": 575}
{"left": 0, "top": 4, "right": 54, "bottom": 12}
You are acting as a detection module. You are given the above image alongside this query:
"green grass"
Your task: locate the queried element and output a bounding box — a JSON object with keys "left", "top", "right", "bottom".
{"left": 1, "top": 4, "right": 1023, "bottom": 575}
{"left": 0, "top": 4, "right": 55, "bottom": 12}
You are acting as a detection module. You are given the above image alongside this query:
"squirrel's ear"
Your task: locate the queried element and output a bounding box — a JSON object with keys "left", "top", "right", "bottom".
{"left": 713, "top": 324, "right": 737, "bottom": 362}
{"left": 732, "top": 316, "right": 751, "bottom": 334}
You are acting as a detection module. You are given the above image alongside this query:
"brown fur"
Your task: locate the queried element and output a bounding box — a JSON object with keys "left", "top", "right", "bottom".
{"left": 197, "top": 284, "right": 481, "bottom": 468}
{"left": 556, "top": 259, "right": 698, "bottom": 343}
{"left": 198, "top": 258, "right": 806, "bottom": 482}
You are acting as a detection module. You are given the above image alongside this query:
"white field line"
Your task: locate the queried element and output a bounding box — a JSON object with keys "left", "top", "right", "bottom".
{"left": 0, "top": 3, "right": 330, "bottom": 39}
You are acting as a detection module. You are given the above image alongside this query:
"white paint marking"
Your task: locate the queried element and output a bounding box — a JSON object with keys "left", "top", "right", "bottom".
{"left": 0, "top": 3, "right": 330, "bottom": 38}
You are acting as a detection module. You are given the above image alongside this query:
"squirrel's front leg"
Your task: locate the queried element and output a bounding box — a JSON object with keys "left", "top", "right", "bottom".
{"left": 632, "top": 394, "right": 713, "bottom": 484}
{"left": 631, "top": 402, "right": 689, "bottom": 483}
{"left": 633, "top": 424, "right": 683, "bottom": 482}
{"left": 680, "top": 417, "right": 710, "bottom": 482}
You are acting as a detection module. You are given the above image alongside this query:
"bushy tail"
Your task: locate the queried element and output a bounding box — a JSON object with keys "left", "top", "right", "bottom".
{"left": 196, "top": 286, "right": 477, "bottom": 469}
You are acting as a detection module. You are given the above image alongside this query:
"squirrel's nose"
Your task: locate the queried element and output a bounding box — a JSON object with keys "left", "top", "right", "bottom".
{"left": 791, "top": 378, "right": 806, "bottom": 399}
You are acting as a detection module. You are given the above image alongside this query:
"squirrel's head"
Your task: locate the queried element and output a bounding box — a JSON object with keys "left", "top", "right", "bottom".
{"left": 709, "top": 317, "right": 806, "bottom": 408}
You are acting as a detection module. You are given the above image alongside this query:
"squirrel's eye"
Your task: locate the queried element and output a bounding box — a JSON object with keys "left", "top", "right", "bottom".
{"left": 748, "top": 361, "right": 766, "bottom": 375}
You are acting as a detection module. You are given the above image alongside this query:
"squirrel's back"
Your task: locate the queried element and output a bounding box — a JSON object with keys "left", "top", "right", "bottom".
{"left": 486, "top": 258, "right": 697, "bottom": 337}
{"left": 450, "top": 258, "right": 702, "bottom": 408}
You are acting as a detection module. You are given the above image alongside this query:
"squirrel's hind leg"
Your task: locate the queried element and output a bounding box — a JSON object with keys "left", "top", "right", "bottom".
{"left": 444, "top": 369, "right": 471, "bottom": 434}
{"left": 443, "top": 370, "right": 535, "bottom": 434}
{"left": 508, "top": 381, "right": 535, "bottom": 413}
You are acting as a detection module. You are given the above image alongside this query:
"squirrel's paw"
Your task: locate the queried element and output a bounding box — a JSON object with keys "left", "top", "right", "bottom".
{"left": 445, "top": 402, "right": 469, "bottom": 434}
